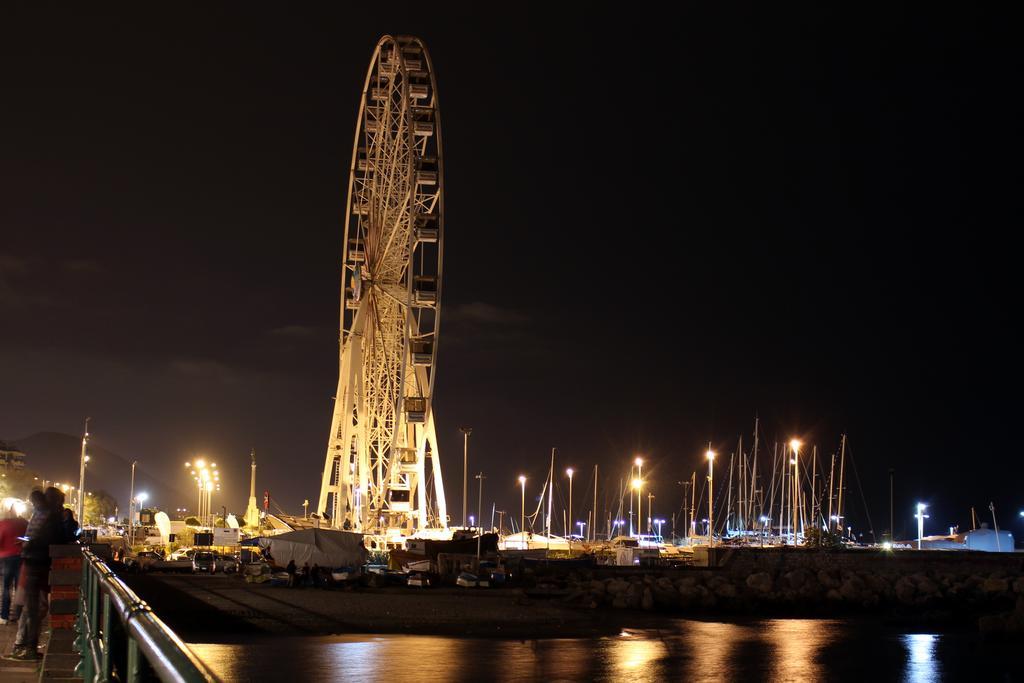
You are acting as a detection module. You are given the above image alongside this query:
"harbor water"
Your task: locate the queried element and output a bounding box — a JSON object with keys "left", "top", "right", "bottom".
{"left": 189, "top": 617, "right": 1020, "bottom": 682}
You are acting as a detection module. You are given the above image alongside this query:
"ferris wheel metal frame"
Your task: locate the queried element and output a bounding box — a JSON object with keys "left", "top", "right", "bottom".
{"left": 318, "top": 35, "right": 448, "bottom": 535}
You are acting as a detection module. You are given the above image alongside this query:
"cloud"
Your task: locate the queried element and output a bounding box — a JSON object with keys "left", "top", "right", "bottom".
{"left": 445, "top": 302, "right": 528, "bottom": 326}
{"left": 0, "top": 254, "right": 51, "bottom": 309}
{"left": 63, "top": 258, "right": 104, "bottom": 274}
{"left": 267, "top": 324, "right": 322, "bottom": 339}
{"left": 0, "top": 254, "right": 30, "bottom": 275}
{"left": 168, "top": 358, "right": 236, "bottom": 383}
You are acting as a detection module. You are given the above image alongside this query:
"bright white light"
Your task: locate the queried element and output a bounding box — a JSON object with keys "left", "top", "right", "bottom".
{"left": 2, "top": 498, "right": 27, "bottom": 517}
{"left": 882, "top": 541, "right": 893, "bottom": 551}
{"left": 566, "top": 468, "right": 573, "bottom": 477}
{"left": 634, "top": 457, "right": 643, "bottom": 467}
{"left": 706, "top": 450, "right": 715, "bottom": 460}
{"left": 136, "top": 492, "right": 149, "bottom": 503}
{"left": 518, "top": 475, "right": 526, "bottom": 485}
{"left": 917, "top": 502, "right": 927, "bottom": 512}
{"left": 790, "top": 439, "right": 802, "bottom": 452}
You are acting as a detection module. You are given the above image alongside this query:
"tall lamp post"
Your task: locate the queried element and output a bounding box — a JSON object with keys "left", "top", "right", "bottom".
{"left": 706, "top": 450, "right": 715, "bottom": 548}
{"left": 790, "top": 439, "right": 801, "bottom": 546}
{"left": 915, "top": 503, "right": 929, "bottom": 550}
{"left": 460, "top": 427, "right": 472, "bottom": 528}
{"left": 888, "top": 468, "right": 895, "bottom": 543}
{"left": 78, "top": 418, "right": 90, "bottom": 523}
{"left": 475, "top": 471, "right": 486, "bottom": 560}
{"left": 129, "top": 460, "right": 137, "bottom": 541}
{"left": 518, "top": 475, "right": 527, "bottom": 549}
{"left": 631, "top": 479, "right": 642, "bottom": 538}
{"left": 634, "top": 457, "right": 643, "bottom": 536}
{"left": 647, "top": 492, "right": 654, "bottom": 535}
{"left": 133, "top": 492, "right": 148, "bottom": 544}
{"left": 565, "top": 468, "right": 574, "bottom": 539}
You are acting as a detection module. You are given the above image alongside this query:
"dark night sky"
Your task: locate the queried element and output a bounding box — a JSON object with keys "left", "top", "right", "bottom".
{"left": 1, "top": 4, "right": 1020, "bottom": 540}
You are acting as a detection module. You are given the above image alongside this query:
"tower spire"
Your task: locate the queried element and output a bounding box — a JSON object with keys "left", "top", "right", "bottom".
{"left": 244, "top": 448, "right": 260, "bottom": 529}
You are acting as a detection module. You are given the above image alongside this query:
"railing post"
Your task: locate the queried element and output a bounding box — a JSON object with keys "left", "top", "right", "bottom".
{"left": 101, "top": 592, "right": 113, "bottom": 680}
{"left": 126, "top": 638, "right": 141, "bottom": 683}
{"left": 76, "top": 557, "right": 94, "bottom": 681}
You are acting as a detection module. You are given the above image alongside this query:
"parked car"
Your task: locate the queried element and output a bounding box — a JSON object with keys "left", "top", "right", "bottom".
{"left": 193, "top": 551, "right": 217, "bottom": 574}
{"left": 214, "top": 554, "right": 239, "bottom": 573}
{"left": 168, "top": 548, "right": 196, "bottom": 562}
{"left": 126, "top": 551, "right": 193, "bottom": 573}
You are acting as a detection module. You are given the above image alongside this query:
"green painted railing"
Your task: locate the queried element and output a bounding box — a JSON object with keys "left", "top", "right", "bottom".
{"left": 77, "top": 548, "right": 219, "bottom": 682}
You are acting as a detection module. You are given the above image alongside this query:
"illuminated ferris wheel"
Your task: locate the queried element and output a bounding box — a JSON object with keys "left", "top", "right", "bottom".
{"left": 318, "top": 35, "right": 448, "bottom": 535}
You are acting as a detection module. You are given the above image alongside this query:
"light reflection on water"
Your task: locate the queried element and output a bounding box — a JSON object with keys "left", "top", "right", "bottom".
{"left": 763, "top": 618, "right": 835, "bottom": 681}
{"left": 189, "top": 620, "right": 983, "bottom": 683}
{"left": 903, "top": 633, "right": 939, "bottom": 683}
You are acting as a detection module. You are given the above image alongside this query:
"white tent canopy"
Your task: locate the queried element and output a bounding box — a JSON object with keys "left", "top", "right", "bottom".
{"left": 499, "top": 532, "right": 570, "bottom": 551}
{"left": 258, "top": 528, "right": 367, "bottom": 567}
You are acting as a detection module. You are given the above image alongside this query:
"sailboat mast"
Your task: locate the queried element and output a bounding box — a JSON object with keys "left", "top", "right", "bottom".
{"left": 592, "top": 464, "right": 598, "bottom": 542}
{"left": 724, "top": 451, "right": 734, "bottom": 535}
{"left": 827, "top": 450, "right": 836, "bottom": 532}
{"left": 546, "top": 448, "right": 554, "bottom": 538}
{"left": 811, "top": 445, "right": 818, "bottom": 531}
{"left": 750, "top": 417, "right": 760, "bottom": 529}
{"left": 837, "top": 434, "right": 847, "bottom": 537}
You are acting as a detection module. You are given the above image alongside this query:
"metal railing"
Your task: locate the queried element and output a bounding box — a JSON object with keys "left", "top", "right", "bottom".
{"left": 77, "top": 548, "right": 219, "bottom": 682}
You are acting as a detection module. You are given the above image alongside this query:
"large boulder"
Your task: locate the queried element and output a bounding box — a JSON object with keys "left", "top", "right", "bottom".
{"left": 982, "top": 577, "right": 1010, "bottom": 596}
{"left": 625, "top": 582, "right": 643, "bottom": 609}
{"left": 641, "top": 587, "right": 654, "bottom": 611}
{"left": 895, "top": 577, "right": 917, "bottom": 604}
{"left": 817, "top": 569, "right": 841, "bottom": 589}
{"left": 916, "top": 576, "right": 941, "bottom": 597}
{"left": 606, "top": 578, "right": 629, "bottom": 595}
{"left": 708, "top": 576, "right": 738, "bottom": 599}
{"left": 746, "top": 572, "right": 774, "bottom": 594}
{"left": 839, "top": 574, "right": 867, "bottom": 602}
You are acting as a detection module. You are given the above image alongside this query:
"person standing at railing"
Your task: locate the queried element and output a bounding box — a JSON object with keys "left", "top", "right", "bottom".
{"left": 6, "top": 487, "right": 62, "bottom": 661}
{"left": 0, "top": 506, "right": 28, "bottom": 625}
{"left": 61, "top": 508, "right": 80, "bottom": 543}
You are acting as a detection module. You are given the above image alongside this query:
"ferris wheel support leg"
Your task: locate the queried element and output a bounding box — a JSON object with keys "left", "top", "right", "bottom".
{"left": 423, "top": 412, "right": 447, "bottom": 528}
{"left": 319, "top": 306, "right": 365, "bottom": 529}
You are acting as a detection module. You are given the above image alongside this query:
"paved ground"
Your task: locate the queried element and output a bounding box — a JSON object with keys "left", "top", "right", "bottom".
{"left": 122, "top": 574, "right": 620, "bottom": 642}
{"left": 0, "top": 617, "right": 49, "bottom": 683}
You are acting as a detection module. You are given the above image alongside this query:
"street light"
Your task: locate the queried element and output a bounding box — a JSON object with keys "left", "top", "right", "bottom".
{"left": 129, "top": 460, "right": 137, "bottom": 540}
{"left": 460, "top": 427, "right": 472, "bottom": 528}
{"left": 915, "top": 503, "right": 929, "bottom": 550}
{"left": 77, "top": 418, "right": 90, "bottom": 524}
{"left": 518, "top": 475, "right": 527, "bottom": 549}
{"left": 706, "top": 450, "right": 715, "bottom": 548}
{"left": 789, "top": 439, "right": 801, "bottom": 546}
{"left": 631, "top": 478, "right": 642, "bottom": 538}
{"left": 630, "top": 458, "right": 638, "bottom": 540}
{"left": 565, "top": 468, "right": 574, "bottom": 539}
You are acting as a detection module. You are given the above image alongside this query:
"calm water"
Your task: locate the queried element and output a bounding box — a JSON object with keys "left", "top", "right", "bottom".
{"left": 190, "top": 619, "right": 1020, "bottom": 682}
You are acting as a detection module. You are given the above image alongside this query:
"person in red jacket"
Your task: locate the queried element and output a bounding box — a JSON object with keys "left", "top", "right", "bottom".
{"left": 0, "top": 503, "right": 29, "bottom": 624}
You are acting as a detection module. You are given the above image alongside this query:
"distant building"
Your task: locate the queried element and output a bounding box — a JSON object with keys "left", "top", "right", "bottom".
{"left": 0, "top": 442, "right": 26, "bottom": 470}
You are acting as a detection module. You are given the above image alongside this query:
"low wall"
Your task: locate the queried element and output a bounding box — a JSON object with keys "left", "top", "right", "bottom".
{"left": 549, "top": 547, "right": 1024, "bottom": 633}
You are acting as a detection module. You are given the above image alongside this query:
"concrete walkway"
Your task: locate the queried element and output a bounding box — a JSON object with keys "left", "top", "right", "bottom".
{"left": 0, "top": 617, "right": 47, "bottom": 683}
